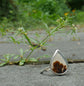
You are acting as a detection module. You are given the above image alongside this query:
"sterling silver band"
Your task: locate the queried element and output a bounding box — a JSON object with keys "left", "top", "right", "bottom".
{"left": 40, "top": 66, "right": 50, "bottom": 74}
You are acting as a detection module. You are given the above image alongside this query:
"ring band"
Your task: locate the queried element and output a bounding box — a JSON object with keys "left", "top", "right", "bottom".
{"left": 40, "top": 66, "right": 50, "bottom": 74}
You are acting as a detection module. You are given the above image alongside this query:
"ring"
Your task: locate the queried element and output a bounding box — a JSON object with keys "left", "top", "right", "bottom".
{"left": 40, "top": 49, "right": 68, "bottom": 75}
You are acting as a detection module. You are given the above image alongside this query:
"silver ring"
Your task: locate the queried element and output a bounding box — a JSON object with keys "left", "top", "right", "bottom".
{"left": 40, "top": 49, "right": 69, "bottom": 75}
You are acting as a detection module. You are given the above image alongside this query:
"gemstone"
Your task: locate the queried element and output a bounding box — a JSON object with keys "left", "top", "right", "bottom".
{"left": 50, "top": 49, "right": 68, "bottom": 74}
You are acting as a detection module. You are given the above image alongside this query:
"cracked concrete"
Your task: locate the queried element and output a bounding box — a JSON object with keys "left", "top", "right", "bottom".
{"left": 0, "top": 31, "right": 84, "bottom": 86}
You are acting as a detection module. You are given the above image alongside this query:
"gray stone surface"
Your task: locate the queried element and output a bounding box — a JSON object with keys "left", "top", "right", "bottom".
{"left": 0, "top": 32, "right": 84, "bottom": 60}
{"left": 0, "top": 31, "right": 84, "bottom": 86}
{"left": 0, "top": 63, "right": 83, "bottom": 86}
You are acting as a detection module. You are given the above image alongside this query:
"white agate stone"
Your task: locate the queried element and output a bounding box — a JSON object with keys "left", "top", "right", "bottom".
{"left": 50, "top": 49, "right": 68, "bottom": 74}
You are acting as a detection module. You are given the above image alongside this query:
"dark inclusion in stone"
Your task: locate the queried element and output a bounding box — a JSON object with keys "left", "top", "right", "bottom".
{"left": 52, "top": 61, "right": 67, "bottom": 73}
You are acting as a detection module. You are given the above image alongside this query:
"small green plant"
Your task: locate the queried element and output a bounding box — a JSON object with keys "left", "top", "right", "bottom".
{"left": 0, "top": 54, "right": 15, "bottom": 66}
{"left": 0, "top": 48, "right": 38, "bottom": 66}
{"left": 70, "top": 24, "right": 80, "bottom": 41}
{"left": 0, "top": 16, "right": 78, "bottom": 66}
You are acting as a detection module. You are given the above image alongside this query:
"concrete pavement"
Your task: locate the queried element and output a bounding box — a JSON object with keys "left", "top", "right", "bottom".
{"left": 0, "top": 63, "right": 83, "bottom": 86}
{"left": 0, "top": 31, "right": 84, "bottom": 86}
